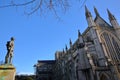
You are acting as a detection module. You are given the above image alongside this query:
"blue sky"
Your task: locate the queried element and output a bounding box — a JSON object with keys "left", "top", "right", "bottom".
{"left": 0, "top": 0, "right": 120, "bottom": 74}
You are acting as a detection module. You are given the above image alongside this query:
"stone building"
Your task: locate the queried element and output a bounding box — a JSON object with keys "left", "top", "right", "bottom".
{"left": 34, "top": 60, "right": 55, "bottom": 80}
{"left": 35, "top": 6, "right": 120, "bottom": 80}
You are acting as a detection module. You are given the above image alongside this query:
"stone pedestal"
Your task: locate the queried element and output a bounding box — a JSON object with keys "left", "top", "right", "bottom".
{"left": 0, "top": 64, "right": 16, "bottom": 80}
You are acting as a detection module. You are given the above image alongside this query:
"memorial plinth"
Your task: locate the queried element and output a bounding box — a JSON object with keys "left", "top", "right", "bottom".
{"left": 0, "top": 64, "right": 16, "bottom": 80}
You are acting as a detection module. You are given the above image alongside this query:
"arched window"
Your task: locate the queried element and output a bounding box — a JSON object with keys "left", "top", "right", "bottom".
{"left": 100, "top": 31, "right": 120, "bottom": 63}
{"left": 100, "top": 74, "right": 110, "bottom": 80}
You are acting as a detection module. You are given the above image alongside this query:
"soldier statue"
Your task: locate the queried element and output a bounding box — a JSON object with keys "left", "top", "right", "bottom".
{"left": 5, "top": 37, "right": 14, "bottom": 64}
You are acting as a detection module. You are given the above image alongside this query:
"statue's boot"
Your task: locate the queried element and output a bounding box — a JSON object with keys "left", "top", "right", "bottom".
{"left": 5, "top": 56, "right": 9, "bottom": 64}
{"left": 9, "top": 57, "right": 12, "bottom": 64}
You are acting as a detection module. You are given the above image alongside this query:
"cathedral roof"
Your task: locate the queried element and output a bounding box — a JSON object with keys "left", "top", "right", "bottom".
{"left": 94, "top": 15, "right": 112, "bottom": 28}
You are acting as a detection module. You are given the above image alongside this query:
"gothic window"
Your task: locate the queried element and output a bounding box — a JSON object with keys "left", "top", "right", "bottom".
{"left": 77, "top": 43, "right": 85, "bottom": 49}
{"left": 112, "top": 37, "right": 120, "bottom": 60}
{"left": 100, "top": 74, "right": 109, "bottom": 80}
{"left": 86, "top": 36, "right": 93, "bottom": 42}
{"left": 100, "top": 31, "right": 120, "bottom": 63}
{"left": 99, "top": 73, "right": 111, "bottom": 80}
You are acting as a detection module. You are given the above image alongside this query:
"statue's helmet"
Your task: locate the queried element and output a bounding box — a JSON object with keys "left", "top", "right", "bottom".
{"left": 11, "top": 37, "right": 14, "bottom": 40}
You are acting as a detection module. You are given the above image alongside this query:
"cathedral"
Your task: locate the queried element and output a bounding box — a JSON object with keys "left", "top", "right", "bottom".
{"left": 34, "top": 6, "right": 120, "bottom": 80}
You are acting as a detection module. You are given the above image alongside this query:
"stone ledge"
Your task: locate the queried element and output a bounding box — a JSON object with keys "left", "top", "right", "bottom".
{"left": 0, "top": 64, "right": 15, "bottom": 69}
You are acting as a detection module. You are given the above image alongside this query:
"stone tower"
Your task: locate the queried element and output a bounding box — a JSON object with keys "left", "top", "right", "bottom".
{"left": 107, "top": 9, "right": 120, "bottom": 40}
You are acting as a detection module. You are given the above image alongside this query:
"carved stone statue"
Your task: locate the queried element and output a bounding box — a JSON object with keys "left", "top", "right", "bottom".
{"left": 5, "top": 37, "right": 14, "bottom": 64}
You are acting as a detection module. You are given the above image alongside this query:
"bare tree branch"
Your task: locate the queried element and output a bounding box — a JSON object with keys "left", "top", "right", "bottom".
{"left": 0, "top": 0, "right": 36, "bottom": 8}
{"left": 25, "top": 0, "right": 43, "bottom": 15}
{"left": 80, "top": 0, "right": 87, "bottom": 8}
{"left": 0, "top": 0, "right": 87, "bottom": 18}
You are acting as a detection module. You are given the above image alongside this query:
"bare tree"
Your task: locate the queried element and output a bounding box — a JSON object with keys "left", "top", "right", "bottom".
{"left": 0, "top": 0, "right": 87, "bottom": 18}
